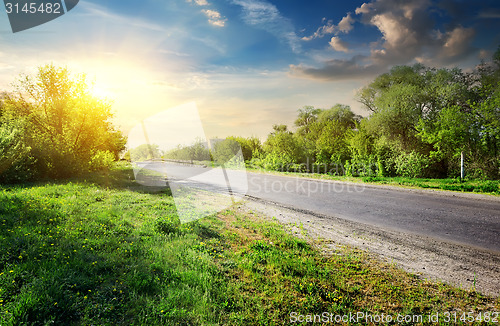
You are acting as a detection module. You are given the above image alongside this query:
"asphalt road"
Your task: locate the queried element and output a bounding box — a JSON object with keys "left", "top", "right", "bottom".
{"left": 137, "top": 162, "right": 500, "bottom": 252}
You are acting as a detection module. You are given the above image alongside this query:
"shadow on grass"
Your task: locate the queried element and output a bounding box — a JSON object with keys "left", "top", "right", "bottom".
{"left": 0, "top": 165, "right": 228, "bottom": 325}
{"left": 0, "top": 187, "right": 219, "bottom": 324}
{"left": 75, "top": 162, "right": 173, "bottom": 196}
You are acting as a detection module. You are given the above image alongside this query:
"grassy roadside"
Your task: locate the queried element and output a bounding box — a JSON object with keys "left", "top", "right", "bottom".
{"left": 244, "top": 167, "right": 500, "bottom": 196}
{"left": 0, "top": 163, "right": 498, "bottom": 325}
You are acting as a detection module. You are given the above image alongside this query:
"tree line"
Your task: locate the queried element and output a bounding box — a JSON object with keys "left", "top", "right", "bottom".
{"left": 2, "top": 49, "right": 498, "bottom": 183}
{"left": 234, "top": 49, "right": 500, "bottom": 179}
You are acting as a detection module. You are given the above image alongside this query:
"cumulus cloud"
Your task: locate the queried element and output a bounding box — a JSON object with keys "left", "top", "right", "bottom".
{"left": 337, "top": 13, "right": 355, "bottom": 33}
{"left": 203, "top": 9, "right": 227, "bottom": 27}
{"left": 329, "top": 37, "right": 349, "bottom": 52}
{"left": 187, "top": 0, "right": 226, "bottom": 27}
{"left": 303, "top": 13, "right": 354, "bottom": 41}
{"left": 186, "top": 0, "right": 209, "bottom": 6}
{"left": 292, "top": 0, "right": 478, "bottom": 81}
{"left": 233, "top": 0, "right": 301, "bottom": 52}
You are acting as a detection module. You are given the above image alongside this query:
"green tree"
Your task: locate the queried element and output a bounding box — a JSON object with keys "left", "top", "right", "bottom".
{"left": 317, "top": 104, "right": 360, "bottom": 129}
{"left": 227, "top": 136, "right": 262, "bottom": 161}
{"left": 294, "top": 106, "right": 321, "bottom": 136}
{"left": 128, "top": 144, "right": 161, "bottom": 161}
{"left": 3, "top": 64, "right": 126, "bottom": 179}
{"left": 211, "top": 139, "right": 242, "bottom": 165}
{"left": 263, "top": 125, "right": 305, "bottom": 170}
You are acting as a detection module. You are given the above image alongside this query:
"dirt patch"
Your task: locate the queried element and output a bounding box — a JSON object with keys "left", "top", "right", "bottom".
{"left": 239, "top": 198, "right": 500, "bottom": 297}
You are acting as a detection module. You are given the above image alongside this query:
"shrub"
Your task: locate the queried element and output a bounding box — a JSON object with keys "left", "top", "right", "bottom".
{"left": 394, "top": 151, "right": 429, "bottom": 178}
{"left": 89, "top": 150, "right": 115, "bottom": 171}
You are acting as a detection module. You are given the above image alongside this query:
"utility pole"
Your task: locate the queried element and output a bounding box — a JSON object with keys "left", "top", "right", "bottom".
{"left": 460, "top": 151, "right": 464, "bottom": 181}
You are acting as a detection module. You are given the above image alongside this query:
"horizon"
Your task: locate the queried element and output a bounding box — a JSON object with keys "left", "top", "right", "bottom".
{"left": 1, "top": 0, "right": 500, "bottom": 140}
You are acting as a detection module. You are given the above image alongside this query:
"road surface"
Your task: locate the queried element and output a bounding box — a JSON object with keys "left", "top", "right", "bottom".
{"left": 137, "top": 162, "right": 500, "bottom": 253}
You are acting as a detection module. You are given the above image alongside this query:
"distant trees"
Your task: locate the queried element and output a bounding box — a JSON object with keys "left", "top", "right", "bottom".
{"left": 242, "top": 48, "right": 500, "bottom": 179}
{"left": 0, "top": 64, "right": 126, "bottom": 182}
{"left": 353, "top": 50, "right": 500, "bottom": 179}
{"left": 128, "top": 144, "right": 162, "bottom": 162}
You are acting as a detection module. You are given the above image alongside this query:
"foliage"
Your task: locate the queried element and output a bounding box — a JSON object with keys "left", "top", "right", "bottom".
{"left": 89, "top": 150, "right": 115, "bottom": 171}
{"left": 163, "top": 138, "right": 211, "bottom": 162}
{"left": 226, "top": 136, "right": 262, "bottom": 161}
{"left": 211, "top": 139, "right": 242, "bottom": 165}
{"left": 1, "top": 65, "right": 126, "bottom": 181}
{"left": 254, "top": 50, "right": 499, "bottom": 180}
{"left": 393, "top": 151, "right": 430, "bottom": 178}
{"left": 0, "top": 119, "right": 35, "bottom": 183}
{"left": 294, "top": 105, "right": 321, "bottom": 136}
{"left": 128, "top": 144, "right": 161, "bottom": 162}
{"left": 261, "top": 125, "right": 306, "bottom": 170}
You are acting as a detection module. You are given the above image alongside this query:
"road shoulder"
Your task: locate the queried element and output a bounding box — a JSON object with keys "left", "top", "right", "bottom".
{"left": 240, "top": 198, "right": 500, "bottom": 297}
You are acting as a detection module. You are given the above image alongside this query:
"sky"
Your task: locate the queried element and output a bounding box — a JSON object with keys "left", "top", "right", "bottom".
{"left": 1, "top": 0, "right": 500, "bottom": 140}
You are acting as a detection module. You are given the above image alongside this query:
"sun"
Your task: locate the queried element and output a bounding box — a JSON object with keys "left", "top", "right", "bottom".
{"left": 87, "top": 82, "right": 115, "bottom": 101}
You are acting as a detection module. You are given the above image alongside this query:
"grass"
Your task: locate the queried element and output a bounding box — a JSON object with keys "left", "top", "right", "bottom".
{"left": 245, "top": 167, "right": 500, "bottom": 195}
{"left": 0, "top": 162, "right": 498, "bottom": 325}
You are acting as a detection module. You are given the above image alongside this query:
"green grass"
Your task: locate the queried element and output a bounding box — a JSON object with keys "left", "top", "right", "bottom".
{"left": 0, "top": 163, "right": 498, "bottom": 325}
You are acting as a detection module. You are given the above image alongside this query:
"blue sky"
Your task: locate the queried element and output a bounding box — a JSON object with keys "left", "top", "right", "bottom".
{"left": 1, "top": 0, "right": 500, "bottom": 139}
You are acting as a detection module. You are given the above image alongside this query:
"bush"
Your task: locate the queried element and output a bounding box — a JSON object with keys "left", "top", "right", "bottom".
{"left": 89, "top": 150, "right": 115, "bottom": 171}
{"left": 394, "top": 151, "right": 429, "bottom": 178}
{"left": 475, "top": 181, "right": 499, "bottom": 193}
{"left": 0, "top": 120, "right": 36, "bottom": 183}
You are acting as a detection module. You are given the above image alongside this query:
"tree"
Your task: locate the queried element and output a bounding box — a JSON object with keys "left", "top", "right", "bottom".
{"left": 227, "top": 136, "right": 262, "bottom": 161}
{"left": 128, "top": 144, "right": 161, "bottom": 162}
{"left": 211, "top": 139, "right": 242, "bottom": 165}
{"left": 3, "top": 64, "right": 126, "bottom": 179}
{"left": 317, "top": 104, "right": 359, "bottom": 129}
{"left": 263, "top": 125, "right": 305, "bottom": 170}
{"left": 294, "top": 106, "right": 321, "bottom": 136}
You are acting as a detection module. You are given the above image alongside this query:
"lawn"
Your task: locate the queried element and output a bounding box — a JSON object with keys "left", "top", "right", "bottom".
{"left": 0, "top": 163, "right": 498, "bottom": 325}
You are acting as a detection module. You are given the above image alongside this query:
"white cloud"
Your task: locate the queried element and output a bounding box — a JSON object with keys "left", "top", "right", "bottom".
{"left": 292, "top": 0, "right": 479, "bottom": 81}
{"left": 303, "top": 13, "right": 354, "bottom": 41}
{"left": 329, "top": 37, "right": 349, "bottom": 52}
{"left": 232, "top": 0, "right": 301, "bottom": 53}
{"left": 370, "top": 14, "right": 416, "bottom": 48}
{"left": 202, "top": 9, "right": 227, "bottom": 27}
{"left": 186, "top": 0, "right": 209, "bottom": 6}
{"left": 337, "top": 13, "right": 355, "bottom": 33}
